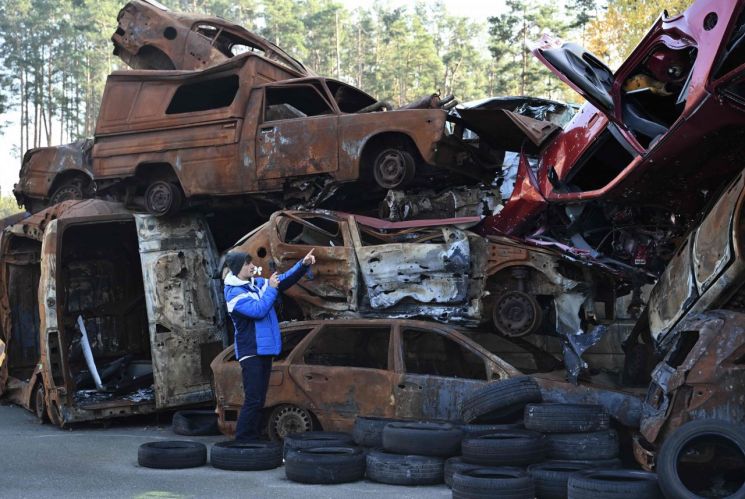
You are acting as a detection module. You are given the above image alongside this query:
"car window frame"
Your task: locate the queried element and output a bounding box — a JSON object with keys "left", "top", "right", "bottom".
{"left": 290, "top": 322, "right": 394, "bottom": 371}
{"left": 260, "top": 83, "right": 337, "bottom": 125}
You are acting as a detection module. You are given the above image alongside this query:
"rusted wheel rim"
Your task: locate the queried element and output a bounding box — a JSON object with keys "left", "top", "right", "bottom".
{"left": 273, "top": 406, "right": 312, "bottom": 439}
{"left": 493, "top": 290, "right": 541, "bottom": 337}
{"left": 145, "top": 181, "right": 174, "bottom": 215}
{"left": 373, "top": 149, "right": 413, "bottom": 189}
{"left": 50, "top": 184, "right": 84, "bottom": 204}
{"left": 34, "top": 384, "right": 46, "bottom": 421}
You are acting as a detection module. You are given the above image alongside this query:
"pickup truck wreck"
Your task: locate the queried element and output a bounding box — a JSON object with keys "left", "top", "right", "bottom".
{"left": 0, "top": 200, "right": 226, "bottom": 426}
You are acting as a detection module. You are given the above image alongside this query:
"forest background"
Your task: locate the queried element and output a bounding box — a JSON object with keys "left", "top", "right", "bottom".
{"left": 0, "top": 0, "right": 690, "bottom": 216}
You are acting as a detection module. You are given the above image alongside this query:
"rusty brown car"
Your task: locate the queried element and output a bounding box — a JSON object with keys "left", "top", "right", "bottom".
{"left": 112, "top": 0, "right": 311, "bottom": 75}
{"left": 210, "top": 318, "right": 641, "bottom": 438}
{"left": 0, "top": 200, "right": 226, "bottom": 426}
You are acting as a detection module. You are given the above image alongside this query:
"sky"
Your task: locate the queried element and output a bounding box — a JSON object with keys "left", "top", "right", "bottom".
{"left": 0, "top": 0, "right": 509, "bottom": 196}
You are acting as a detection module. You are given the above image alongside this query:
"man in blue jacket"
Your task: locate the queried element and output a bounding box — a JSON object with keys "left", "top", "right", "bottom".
{"left": 223, "top": 249, "right": 315, "bottom": 441}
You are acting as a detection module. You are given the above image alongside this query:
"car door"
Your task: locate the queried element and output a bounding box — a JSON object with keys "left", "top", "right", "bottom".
{"left": 256, "top": 83, "right": 339, "bottom": 182}
{"left": 288, "top": 323, "right": 396, "bottom": 427}
{"left": 135, "top": 214, "right": 226, "bottom": 408}
{"left": 349, "top": 218, "right": 471, "bottom": 310}
{"left": 392, "top": 324, "right": 495, "bottom": 421}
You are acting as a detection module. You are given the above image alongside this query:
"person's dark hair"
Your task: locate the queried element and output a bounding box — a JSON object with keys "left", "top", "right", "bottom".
{"left": 225, "top": 251, "right": 251, "bottom": 276}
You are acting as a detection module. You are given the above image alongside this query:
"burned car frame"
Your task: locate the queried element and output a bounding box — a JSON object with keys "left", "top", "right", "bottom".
{"left": 0, "top": 200, "right": 226, "bottom": 426}
{"left": 210, "top": 318, "right": 641, "bottom": 438}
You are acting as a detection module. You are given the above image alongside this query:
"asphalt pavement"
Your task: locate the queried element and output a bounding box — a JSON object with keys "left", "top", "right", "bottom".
{"left": 0, "top": 404, "right": 451, "bottom": 499}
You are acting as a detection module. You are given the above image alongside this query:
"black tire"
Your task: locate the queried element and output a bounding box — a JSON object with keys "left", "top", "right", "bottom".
{"left": 366, "top": 449, "right": 444, "bottom": 485}
{"left": 144, "top": 180, "right": 182, "bottom": 216}
{"left": 210, "top": 440, "right": 282, "bottom": 471}
{"left": 283, "top": 431, "right": 354, "bottom": 459}
{"left": 172, "top": 410, "right": 220, "bottom": 436}
{"left": 137, "top": 441, "right": 207, "bottom": 469}
{"left": 546, "top": 430, "right": 619, "bottom": 461}
{"left": 560, "top": 457, "right": 622, "bottom": 469}
{"left": 657, "top": 419, "right": 745, "bottom": 499}
{"left": 462, "top": 429, "right": 546, "bottom": 466}
{"left": 567, "top": 469, "right": 661, "bottom": 499}
{"left": 452, "top": 467, "right": 535, "bottom": 499}
{"left": 372, "top": 147, "right": 416, "bottom": 189}
{"left": 460, "top": 422, "right": 524, "bottom": 439}
{"left": 524, "top": 403, "right": 610, "bottom": 433}
{"left": 461, "top": 376, "right": 542, "bottom": 424}
{"left": 285, "top": 446, "right": 365, "bottom": 484}
{"left": 352, "top": 416, "right": 410, "bottom": 447}
{"left": 445, "top": 457, "right": 496, "bottom": 489}
{"left": 49, "top": 176, "right": 89, "bottom": 205}
{"left": 382, "top": 421, "right": 463, "bottom": 457}
{"left": 33, "top": 383, "right": 48, "bottom": 423}
{"left": 528, "top": 461, "right": 596, "bottom": 499}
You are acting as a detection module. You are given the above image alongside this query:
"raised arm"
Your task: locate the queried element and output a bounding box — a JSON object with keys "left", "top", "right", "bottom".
{"left": 226, "top": 285, "right": 279, "bottom": 319}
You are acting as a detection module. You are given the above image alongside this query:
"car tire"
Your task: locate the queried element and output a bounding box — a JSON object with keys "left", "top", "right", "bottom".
{"left": 210, "top": 440, "right": 282, "bottom": 471}
{"left": 144, "top": 180, "right": 182, "bottom": 216}
{"left": 366, "top": 449, "right": 444, "bottom": 485}
{"left": 137, "top": 441, "right": 207, "bottom": 469}
{"left": 267, "top": 404, "right": 315, "bottom": 440}
{"left": 283, "top": 431, "right": 355, "bottom": 459}
{"left": 462, "top": 429, "right": 546, "bottom": 466}
{"left": 172, "top": 410, "right": 220, "bottom": 436}
{"left": 445, "top": 457, "right": 492, "bottom": 489}
{"left": 460, "top": 422, "right": 524, "bottom": 439}
{"left": 527, "top": 461, "right": 596, "bottom": 499}
{"left": 461, "top": 376, "right": 542, "bottom": 424}
{"left": 33, "top": 383, "right": 48, "bottom": 423}
{"left": 452, "top": 467, "right": 535, "bottom": 499}
{"left": 560, "top": 457, "right": 622, "bottom": 469}
{"left": 546, "top": 430, "right": 619, "bottom": 461}
{"left": 372, "top": 147, "right": 416, "bottom": 189}
{"left": 285, "top": 446, "right": 366, "bottom": 484}
{"left": 382, "top": 421, "right": 463, "bottom": 457}
{"left": 567, "top": 469, "right": 661, "bottom": 499}
{"left": 352, "top": 416, "right": 410, "bottom": 447}
{"left": 656, "top": 419, "right": 745, "bottom": 499}
{"left": 49, "top": 176, "right": 90, "bottom": 205}
{"left": 524, "top": 403, "right": 609, "bottom": 433}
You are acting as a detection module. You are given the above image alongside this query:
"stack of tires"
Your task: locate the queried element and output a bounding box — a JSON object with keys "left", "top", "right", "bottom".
{"left": 283, "top": 431, "right": 366, "bottom": 484}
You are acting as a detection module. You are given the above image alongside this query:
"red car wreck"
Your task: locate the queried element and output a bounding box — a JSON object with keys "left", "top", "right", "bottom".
{"left": 482, "top": 0, "right": 745, "bottom": 280}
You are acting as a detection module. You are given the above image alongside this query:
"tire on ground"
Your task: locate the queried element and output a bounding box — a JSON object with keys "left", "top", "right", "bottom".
{"left": 172, "top": 410, "right": 221, "bottom": 436}
{"left": 545, "top": 430, "right": 619, "bottom": 460}
{"left": 656, "top": 419, "right": 745, "bottom": 499}
{"left": 460, "top": 422, "right": 524, "bottom": 439}
{"left": 462, "top": 429, "right": 546, "bottom": 466}
{"left": 452, "top": 467, "right": 535, "bottom": 499}
{"left": 285, "top": 446, "right": 366, "bottom": 484}
{"left": 461, "top": 376, "right": 542, "bottom": 424}
{"left": 382, "top": 422, "right": 463, "bottom": 457}
{"left": 366, "top": 450, "right": 444, "bottom": 485}
{"left": 352, "top": 416, "right": 410, "bottom": 447}
{"left": 524, "top": 403, "right": 609, "bottom": 433}
{"left": 527, "top": 461, "right": 596, "bottom": 499}
{"left": 210, "top": 440, "right": 282, "bottom": 471}
{"left": 283, "top": 431, "right": 354, "bottom": 459}
{"left": 567, "top": 469, "right": 661, "bottom": 499}
{"left": 445, "top": 457, "right": 495, "bottom": 489}
{"left": 137, "top": 441, "right": 207, "bottom": 469}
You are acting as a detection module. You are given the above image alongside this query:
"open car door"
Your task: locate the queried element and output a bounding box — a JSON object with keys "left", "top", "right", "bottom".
{"left": 135, "top": 214, "right": 226, "bottom": 408}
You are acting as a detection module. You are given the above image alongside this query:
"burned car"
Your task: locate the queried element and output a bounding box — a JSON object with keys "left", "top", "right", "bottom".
{"left": 210, "top": 318, "right": 641, "bottom": 438}
{"left": 479, "top": 0, "right": 745, "bottom": 279}
{"left": 112, "top": 0, "right": 311, "bottom": 75}
{"left": 230, "top": 209, "right": 634, "bottom": 379}
{"left": 0, "top": 200, "right": 226, "bottom": 426}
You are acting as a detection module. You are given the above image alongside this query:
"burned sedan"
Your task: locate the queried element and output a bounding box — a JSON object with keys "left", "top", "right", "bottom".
{"left": 0, "top": 200, "right": 226, "bottom": 426}
{"left": 230, "top": 210, "right": 635, "bottom": 380}
{"left": 211, "top": 318, "right": 641, "bottom": 438}
{"left": 112, "top": 0, "right": 311, "bottom": 75}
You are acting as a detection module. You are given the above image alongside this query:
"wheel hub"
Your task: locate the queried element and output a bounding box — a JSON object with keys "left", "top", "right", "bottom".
{"left": 378, "top": 152, "right": 406, "bottom": 186}
{"left": 273, "top": 406, "right": 312, "bottom": 439}
{"left": 493, "top": 290, "right": 541, "bottom": 337}
{"left": 51, "top": 185, "right": 83, "bottom": 204}
{"left": 146, "top": 182, "right": 173, "bottom": 214}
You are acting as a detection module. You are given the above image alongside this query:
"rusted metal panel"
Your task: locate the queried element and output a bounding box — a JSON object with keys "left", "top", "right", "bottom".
{"left": 380, "top": 187, "right": 501, "bottom": 221}
{"left": 457, "top": 108, "right": 560, "bottom": 151}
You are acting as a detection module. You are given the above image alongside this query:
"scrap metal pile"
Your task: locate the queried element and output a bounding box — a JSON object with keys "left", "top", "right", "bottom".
{"left": 2, "top": 0, "right": 745, "bottom": 496}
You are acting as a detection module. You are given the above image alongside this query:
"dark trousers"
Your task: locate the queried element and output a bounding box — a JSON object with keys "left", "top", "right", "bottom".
{"left": 235, "top": 355, "right": 273, "bottom": 441}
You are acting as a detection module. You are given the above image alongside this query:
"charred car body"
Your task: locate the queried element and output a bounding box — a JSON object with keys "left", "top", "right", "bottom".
{"left": 0, "top": 200, "right": 226, "bottom": 426}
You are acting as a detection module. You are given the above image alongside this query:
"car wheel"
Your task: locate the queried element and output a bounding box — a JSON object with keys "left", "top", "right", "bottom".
{"left": 283, "top": 431, "right": 354, "bottom": 459}
{"left": 144, "top": 180, "right": 183, "bottom": 216}
{"left": 172, "top": 410, "right": 221, "bottom": 436}
{"left": 285, "top": 446, "right": 365, "bottom": 484}
{"left": 49, "top": 177, "right": 88, "bottom": 205}
{"left": 492, "top": 290, "right": 542, "bottom": 338}
{"left": 460, "top": 376, "right": 542, "bottom": 424}
{"left": 452, "top": 467, "right": 535, "bottom": 499}
{"left": 657, "top": 419, "right": 745, "bottom": 499}
{"left": 527, "top": 461, "right": 597, "bottom": 499}
{"left": 545, "top": 430, "right": 619, "bottom": 460}
{"left": 462, "top": 429, "right": 546, "bottom": 466}
{"left": 382, "top": 421, "right": 463, "bottom": 457}
{"left": 33, "top": 383, "right": 48, "bottom": 423}
{"left": 267, "top": 404, "right": 314, "bottom": 441}
{"left": 568, "top": 469, "right": 661, "bottom": 499}
{"left": 372, "top": 148, "right": 416, "bottom": 189}
{"left": 352, "top": 416, "right": 410, "bottom": 447}
{"left": 137, "top": 441, "right": 207, "bottom": 469}
{"left": 366, "top": 450, "right": 445, "bottom": 485}
{"left": 210, "top": 440, "right": 283, "bottom": 471}
{"left": 524, "top": 403, "right": 610, "bottom": 433}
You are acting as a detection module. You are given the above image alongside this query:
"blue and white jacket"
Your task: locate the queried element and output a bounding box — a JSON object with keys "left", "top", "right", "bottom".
{"left": 224, "top": 260, "right": 309, "bottom": 358}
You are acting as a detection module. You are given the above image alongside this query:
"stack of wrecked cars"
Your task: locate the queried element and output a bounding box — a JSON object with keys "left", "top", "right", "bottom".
{"left": 3, "top": 0, "right": 745, "bottom": 496}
